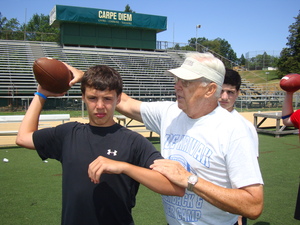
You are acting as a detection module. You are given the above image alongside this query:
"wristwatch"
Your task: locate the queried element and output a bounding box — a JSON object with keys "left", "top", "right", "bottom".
{"left": 187, "top": 174, "right": 198, "bottom": 191}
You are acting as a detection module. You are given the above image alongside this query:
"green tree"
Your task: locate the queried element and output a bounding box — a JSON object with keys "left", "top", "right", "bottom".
{"left": 174, "top": 43, "right": 181, "bottom": 50}
{"left": 201, "top": 38, "right": 219, "bottom": 52}
{"left": 246, "top": 52, "right": 278, "bottom": 70}
{"left": 239, "top": 54, "right": 246, "bottom": 66}
{"left": 181, "top": 45, "right": 196, "bottom": 51}
{"left": 188, "top": 37, "right": 238, "bottom": 65}
{"left": 0, "top": 12, "right": 7, "bottom": 30}
{"left": 216, "top": 38, "right": 237, "bottom": 64}
{"left": 277, "top": 10, "right": 300, "bottom": 76}
{"left": 2, "top": 18, "right": 20, "bottom": 31}
{"left": 188, "top": 37, "right": 197, "bottom": 49}
{"left": 124, "top": 4, "right": 135, "bottom": 13}
{"left": 23, "top": 13, "right": 59, "bottom": 42}
{"left": 3, "top": 18, "right": 22, "bottom": 40}
{"left": 0, "top": 13, "right": 23, "bottom": 40}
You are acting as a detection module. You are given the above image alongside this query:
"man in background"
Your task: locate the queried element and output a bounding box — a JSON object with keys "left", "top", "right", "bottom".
{"left": 218, "top": 68, "right": 260, "bottom": 224}
{"left": 218, "top": 68, "right": 259, "bottom": 157}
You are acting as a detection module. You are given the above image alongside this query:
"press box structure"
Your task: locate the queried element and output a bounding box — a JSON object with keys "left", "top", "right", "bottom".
{"left": 50, "top": 5, "right": 167, "bottom": 50}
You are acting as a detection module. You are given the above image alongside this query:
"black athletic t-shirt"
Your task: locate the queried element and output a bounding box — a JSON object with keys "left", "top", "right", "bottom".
{"left": 33, "top": 122, "right": 162, "bottom": 225}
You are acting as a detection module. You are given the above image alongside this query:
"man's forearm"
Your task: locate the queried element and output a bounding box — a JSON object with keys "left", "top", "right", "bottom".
{"left": 193, "top": 178, "right": 263, "bottom": 219}
{"left": 123, "top": 163, "right": 184, "bottom": 196}
{"left": 282, "top": 92, "right": 295, "bottom": 126}
{"left": 16, "top": 93, "right": 46, "bottom": 149}
{"left": 116, "top": 92, "right": 143, "bottom": 122}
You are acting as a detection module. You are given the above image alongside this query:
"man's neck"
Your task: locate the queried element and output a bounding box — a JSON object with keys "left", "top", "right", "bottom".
{"left": 187, "top": 101, "right": 218, "bottom": 119}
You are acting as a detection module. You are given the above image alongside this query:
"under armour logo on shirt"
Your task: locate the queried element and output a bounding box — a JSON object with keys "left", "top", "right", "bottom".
{"left": 107, "top": 149, "right": 118, "bottom": 156}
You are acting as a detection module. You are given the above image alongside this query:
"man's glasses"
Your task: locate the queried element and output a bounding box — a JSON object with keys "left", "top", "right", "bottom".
{"left": 173, "top": 77, "right": 201, "bottom": 87}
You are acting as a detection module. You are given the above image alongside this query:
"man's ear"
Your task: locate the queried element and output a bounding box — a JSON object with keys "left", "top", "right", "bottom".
{"left": 205, "top": 83, "right": 217, "bottom": 98}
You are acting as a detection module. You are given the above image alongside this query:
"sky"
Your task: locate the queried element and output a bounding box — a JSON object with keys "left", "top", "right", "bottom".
{"left": 2, "top": 0, "right": 299, "bottom": 57}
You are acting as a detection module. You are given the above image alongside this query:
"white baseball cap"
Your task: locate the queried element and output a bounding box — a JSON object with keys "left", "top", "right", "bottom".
{"left": 165, "top": 57, "right": 225, "bottom": 86}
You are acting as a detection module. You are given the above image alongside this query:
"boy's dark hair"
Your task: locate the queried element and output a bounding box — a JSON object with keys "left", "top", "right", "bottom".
{"left": 81, "top": 65, "right": 123, "bottom": 96}
{"left": 223, "top": 68, "right": 241, "bottom": 91}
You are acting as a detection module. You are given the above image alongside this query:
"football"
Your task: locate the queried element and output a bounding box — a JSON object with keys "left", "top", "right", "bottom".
{"left": 33, "top": 57, "right": 73, "bottom": 93}
{"left": 280, "top": 73, "right": 300, "bottom": 92}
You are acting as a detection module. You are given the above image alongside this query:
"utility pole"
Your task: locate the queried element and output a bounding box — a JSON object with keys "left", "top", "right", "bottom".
{"left": 196, "top": 25, "right": 201, "bottom": 51}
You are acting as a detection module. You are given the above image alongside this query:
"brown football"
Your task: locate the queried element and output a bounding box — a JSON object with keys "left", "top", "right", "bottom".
{"left": 280, "top": 73, "right": 300, "bottom": 92}
{"left": 33, "top": 57, "right": 73, "bottom": 93}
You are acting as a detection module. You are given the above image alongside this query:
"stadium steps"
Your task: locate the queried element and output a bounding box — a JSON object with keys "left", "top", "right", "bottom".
{"left": 0, "top": 40, "right": 180, "bottom": 101}
{"left": 0, "top": 40, "right": 272, "bottom": 105}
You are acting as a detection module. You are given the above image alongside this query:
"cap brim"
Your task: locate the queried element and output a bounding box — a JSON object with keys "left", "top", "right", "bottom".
{"left": 165, "top": 67, "right": 203, "bottom": 80}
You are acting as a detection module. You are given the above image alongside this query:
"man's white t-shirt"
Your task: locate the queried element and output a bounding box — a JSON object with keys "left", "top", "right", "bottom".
{"left": 141, "top": 101, "right": 263, "bottom": 225}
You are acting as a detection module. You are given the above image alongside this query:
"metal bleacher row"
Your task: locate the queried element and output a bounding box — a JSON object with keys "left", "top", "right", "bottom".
{"left": 237, "top": 76, "right": 287, "bottom": 109}
{"left": 0, "top": 39, "right": 289, "bottom": 110}
{"left": 0, "top": 40, "right": 184, "bottom": 102}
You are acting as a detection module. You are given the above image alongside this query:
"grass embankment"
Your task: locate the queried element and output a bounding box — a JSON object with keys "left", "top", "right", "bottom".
{"left": 239, "top": 70, "right": 281, "bottom": 91}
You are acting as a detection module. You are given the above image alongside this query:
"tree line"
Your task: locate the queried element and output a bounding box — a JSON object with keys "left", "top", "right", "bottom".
{"left": 0, "top": 9, "right": 299, "bottom": 77}
{"left": 0, "top": 12, "right": 59, "bottom": 42}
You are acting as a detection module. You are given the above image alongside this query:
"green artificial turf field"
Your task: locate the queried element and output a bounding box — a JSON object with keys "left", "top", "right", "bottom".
{"left": 0, "top": 134, "right": 299, "bottom": 224}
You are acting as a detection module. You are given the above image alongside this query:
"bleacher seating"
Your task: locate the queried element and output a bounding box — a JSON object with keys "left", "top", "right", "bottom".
{"left": 0, "top": 40, "right": 182, "bottom": 101}
{"left": 0, "top": 39, "right": 287, "bottom": 110}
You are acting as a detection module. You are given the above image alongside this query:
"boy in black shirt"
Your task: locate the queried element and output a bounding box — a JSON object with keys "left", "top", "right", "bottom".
{"left": 16, "top": 65, "right": 183, "bottom": 225}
